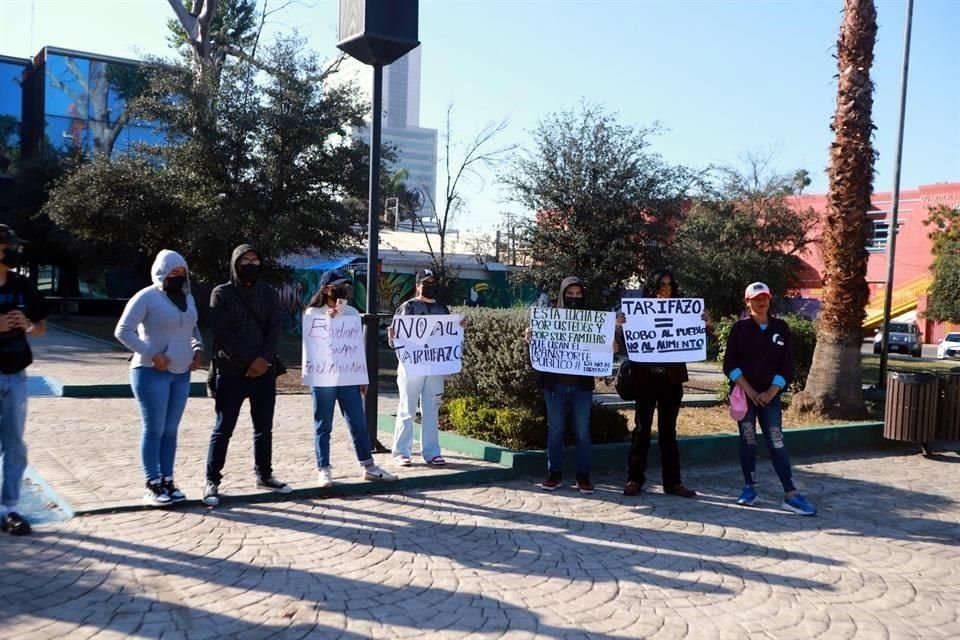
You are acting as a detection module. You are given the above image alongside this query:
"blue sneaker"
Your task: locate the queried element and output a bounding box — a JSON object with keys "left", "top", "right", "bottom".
{"left": 782, "top": 494, "right": 817, "bottom": 516}
{"left": 737, "top": 485, "right": 758, "bottom": 506}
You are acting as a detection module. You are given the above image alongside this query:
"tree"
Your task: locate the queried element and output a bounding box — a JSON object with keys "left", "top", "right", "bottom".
{"left": 924, "top": 205, "right": 960, "bottom": 323}
{"left": 415, "top": 105, "right": 514, "bottom": 295}
{"left": 791, "top": 169, "right": 812, "bottom": 195}
{"left": 45, "top": 30, "right": 372, "bottom": 282}
{"left": 667, "top": 163, "right": 818, "bottom": 317}
{"left": 504, "top": 103, "right": 696, "bottom": 309}
{"left": 794, "top": 0, "right": 877, "bottom": 418}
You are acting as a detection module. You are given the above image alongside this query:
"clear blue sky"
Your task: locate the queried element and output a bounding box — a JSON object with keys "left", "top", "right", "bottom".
{"left": 1, "top": 0, "right": 957, "bottom": 231}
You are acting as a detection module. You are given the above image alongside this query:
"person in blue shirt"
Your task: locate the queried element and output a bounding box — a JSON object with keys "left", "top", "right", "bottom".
{"left": 722, "top": 282, "right": 816, "bottom": 516}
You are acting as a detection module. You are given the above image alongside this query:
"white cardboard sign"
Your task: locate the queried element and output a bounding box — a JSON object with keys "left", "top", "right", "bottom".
{"left": 392, "top": 313, "right": 464, "bottom": 376}
{"left": 301, "top": 309, "right": 369, "bottom": 387}
{"left": 529, "top": 307, "right": 616, "bottom": 376}
{"left": 621, "top": 297, "right": 707, "bottom": 363}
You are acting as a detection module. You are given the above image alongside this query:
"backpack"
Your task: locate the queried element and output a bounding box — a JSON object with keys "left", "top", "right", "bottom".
{"left": 615, "top": 360, "right": 640, "bottom": 401}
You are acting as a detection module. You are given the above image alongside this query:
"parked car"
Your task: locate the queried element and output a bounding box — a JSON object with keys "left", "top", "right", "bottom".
{"left": 873, "top": 322, "right": 922, "bottom": 358}
{"left": 937, "top": 332, "right": 960, "bottom": 359}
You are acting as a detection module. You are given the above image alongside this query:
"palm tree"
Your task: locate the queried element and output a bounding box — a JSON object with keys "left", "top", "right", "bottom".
{"left": 792, "top": 169, "right": 812, "bottom": 195}
{"left": 793, "top": 0, "right": 877, "bottom": 418}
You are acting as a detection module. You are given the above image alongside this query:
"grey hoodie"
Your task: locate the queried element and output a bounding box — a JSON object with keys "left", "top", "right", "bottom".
{"left": 210, "top": 244, "right": 282, "bottom": 374}
{"left": 540, "top": 276, "right": 595, "bottom": 390}
{"left": 115, "top": 250, "right": 203, "bottom": 373}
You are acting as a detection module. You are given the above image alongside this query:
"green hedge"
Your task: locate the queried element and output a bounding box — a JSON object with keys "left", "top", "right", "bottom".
{"left": 444, "top": 307, "right": 628, "bottom": 448}
{"left": 713, "top": 313, "right": 817, "bottom": 400}
{"left": 444, "top": 396, "right": 628, "bottom": 450}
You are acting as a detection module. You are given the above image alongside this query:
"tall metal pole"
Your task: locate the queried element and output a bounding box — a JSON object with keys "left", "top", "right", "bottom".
{"left": 878, "top": 0, "right": 915, "bottom": 388}
{"left": 363, "top": 64, "right": 387, "bottom": 451}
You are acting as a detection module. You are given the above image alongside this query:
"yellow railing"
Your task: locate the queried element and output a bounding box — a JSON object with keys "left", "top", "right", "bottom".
{"left": 862, "top": 274, "right": 932, "bottom": 330}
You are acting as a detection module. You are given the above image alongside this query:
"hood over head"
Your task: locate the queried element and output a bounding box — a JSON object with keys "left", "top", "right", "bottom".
{"left": 230, "top": 244, "right": 262, "bottom": 285}
{"left": 151, "top": 250, "right": 191, "bottom": 293}
{"left": 556, "top": 276, "right": 584, "bottom": 308}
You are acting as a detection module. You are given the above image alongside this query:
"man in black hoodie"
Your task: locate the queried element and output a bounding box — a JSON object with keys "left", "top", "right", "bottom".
{"left": 536, "top": 276, "right": 595, "bottom": 494}
{"left": 203, "top": 245, "right": 291, "bottom": 506}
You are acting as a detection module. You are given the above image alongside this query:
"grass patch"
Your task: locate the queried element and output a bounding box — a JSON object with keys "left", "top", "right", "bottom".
{"left": 860, "top": 353, "right": 960, "bottom": 385}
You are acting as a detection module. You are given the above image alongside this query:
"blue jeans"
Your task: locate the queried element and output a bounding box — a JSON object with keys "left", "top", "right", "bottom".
{"left": 737, "top": 395, "right": 796, "bottom": 492}
{"left": 544, "top": 383, "right": 592, "bottom": 477}
{"left": 0, "top": 371, "right": 28, "bottom": 509}
{"left": 206, "top": 371, "right": 277, "bottom": 484}
{"left": 312, "top": 385, "right": 373, "bottom": 468}
{"left": 131, "top": 367, "right": 190, "bottom": 483}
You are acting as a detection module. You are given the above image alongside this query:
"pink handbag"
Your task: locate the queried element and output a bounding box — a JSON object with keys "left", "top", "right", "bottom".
{"left": 729, "top": 385, "right": 749, "bottom": 421}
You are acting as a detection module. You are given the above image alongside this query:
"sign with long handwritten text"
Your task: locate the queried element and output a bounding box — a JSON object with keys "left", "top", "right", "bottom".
{"left": 529, "top": 307, "right": 616, "bottom": 376}
{"left": 302, "top": 309, "right": 368, "bottom": 387}
{"left": 621, "top": 298, "right": 707, "bottom": 363}
{"left": 392, "top": 313, "right": 464, "bottom": 376}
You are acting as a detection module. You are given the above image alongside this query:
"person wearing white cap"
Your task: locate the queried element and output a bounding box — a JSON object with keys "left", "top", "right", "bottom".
{"left": 721, "top": 282, "right": 817, "bottom": 516}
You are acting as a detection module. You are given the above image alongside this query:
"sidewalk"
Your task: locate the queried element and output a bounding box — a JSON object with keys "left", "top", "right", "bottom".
{"left": 23, "top": 327, "right": 509, "bottom": 515}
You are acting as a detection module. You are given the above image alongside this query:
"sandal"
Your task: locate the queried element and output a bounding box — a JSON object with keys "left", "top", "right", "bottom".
{"left": 426, "top": 456, "right": 447, "bottom": 467}
{"left": 393, "top": 456, "right": 412, "bottom": 467}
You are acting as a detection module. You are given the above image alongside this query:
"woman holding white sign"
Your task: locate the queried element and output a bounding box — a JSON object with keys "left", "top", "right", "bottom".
{"left": 622, "top": 270, "right": 697, "bottom": 499}
{"left": 722, "top": 282, "right": 816, "bottom": 516}
{"left": 305, "top": 270, "right": 398, "bottom": 487}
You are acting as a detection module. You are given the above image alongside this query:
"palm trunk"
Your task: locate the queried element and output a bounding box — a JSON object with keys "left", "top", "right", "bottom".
{"left": 794, "top": 0, "right": 877, "bottom": 418}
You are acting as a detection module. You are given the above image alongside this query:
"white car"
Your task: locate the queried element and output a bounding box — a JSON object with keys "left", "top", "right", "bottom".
{"left": 937, "top": 332, "right": 960, "bottom": 359}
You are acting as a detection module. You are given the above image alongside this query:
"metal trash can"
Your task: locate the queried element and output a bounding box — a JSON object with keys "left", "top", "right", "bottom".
{"left": 883, "top": 372, "right": 938, "bottom": 443}
{"left": 937, "top": 373, "right": 960, "bottom": 441}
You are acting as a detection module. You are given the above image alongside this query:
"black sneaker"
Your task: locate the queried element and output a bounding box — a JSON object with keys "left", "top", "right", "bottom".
{"left": 1, "top": 511, "right": 32, "bottom": 536}
{"left": 143, "top": 480, "right": 173, "bottom": 507}
{"left": 163, "top": 477, "right": 187, "bottom": 503}
{"left": 255, "top": 476, "right": 293, "bottom": 494}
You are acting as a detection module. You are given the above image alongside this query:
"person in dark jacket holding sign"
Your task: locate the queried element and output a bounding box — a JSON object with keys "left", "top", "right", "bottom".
{"left": 203, "top": 244, "right": 291, "bottom": 506}
{"left": 537, "top": 276, "right": 595, "bottom": 494}
{"left": 723, "top": 282, "right": 816, "bottom": 516}
{"left": 0, "top": 225, "right": 47, "bottom": 535}
{"left": 622, "top": 270, "right": 696, "bottom": 498}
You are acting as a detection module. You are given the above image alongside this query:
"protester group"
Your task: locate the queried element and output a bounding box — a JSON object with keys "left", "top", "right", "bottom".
{"left": 0, "top": 227, "right": 815, "bottom": 536}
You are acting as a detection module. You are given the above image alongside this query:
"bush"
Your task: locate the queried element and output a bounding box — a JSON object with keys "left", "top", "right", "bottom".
{"left": 713, "top": 313, "right": 817, "bottom": 400}
{"left": 445, "top": 396, "right": 629, "bottom": 449}
{"left": 446, "top": 306, "right": 540, "bottom": 412}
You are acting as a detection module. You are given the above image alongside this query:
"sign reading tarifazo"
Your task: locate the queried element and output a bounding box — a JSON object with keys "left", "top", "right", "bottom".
{"left": 621, "top": 298, "right": 707, "bottom": 363}
{"left": 391, "top": 313, "right": 464, "bottom": 376}
{"left": 529, "top": 307, "right": 616, "bottom": 376}
{"left": 301, "top": 309, "right": 369, "bottom": 387}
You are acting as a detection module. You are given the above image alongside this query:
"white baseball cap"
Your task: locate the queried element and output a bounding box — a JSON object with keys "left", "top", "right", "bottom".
{"left": 744, "top": 282, "right": 772, "bottom": 299}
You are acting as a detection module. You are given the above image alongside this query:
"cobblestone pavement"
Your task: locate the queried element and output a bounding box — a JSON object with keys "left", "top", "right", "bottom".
{"left": 2, "top": 453, "right": 958, "bottom": 639}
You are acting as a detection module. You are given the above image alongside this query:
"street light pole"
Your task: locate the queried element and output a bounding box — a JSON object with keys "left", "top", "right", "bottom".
{"left": 363, "top": 64, "right": 387, "bottom": 451}
{"left": 337, "top": 0, "right": 419, "bottom": 452}
{"left": 878, "top": 0, "right": 915, "bottom": 388}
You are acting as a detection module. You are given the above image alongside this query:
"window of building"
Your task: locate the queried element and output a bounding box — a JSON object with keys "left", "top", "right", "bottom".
{"left": 867, "top": 220, "right": 904, "bottom": 251}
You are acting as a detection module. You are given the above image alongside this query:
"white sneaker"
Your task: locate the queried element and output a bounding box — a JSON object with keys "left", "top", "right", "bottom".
{"left": 363, "top": 463, "right": 398, "bottom": 482}
{"left": 144, "top": 481, "right": 172, "bottom": 507}
{"left": 318, "top": 467, "right": 334, "bottom": 488}
{"left": 202, "top": 481, "right": 220, "bottom": 507}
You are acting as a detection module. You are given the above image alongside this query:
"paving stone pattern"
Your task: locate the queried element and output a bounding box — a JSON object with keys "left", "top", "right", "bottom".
{"left": 2, "top": 454, "right": 958, "bottom": 639}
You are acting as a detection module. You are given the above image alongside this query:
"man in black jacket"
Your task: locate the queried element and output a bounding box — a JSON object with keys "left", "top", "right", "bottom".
{"left": 203, "top": 245, "right": 291, "bottom": 506}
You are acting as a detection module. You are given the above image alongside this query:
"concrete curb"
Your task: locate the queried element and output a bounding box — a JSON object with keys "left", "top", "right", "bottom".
{"left": 59, "top": 382, "right": 209, "bottom": 398}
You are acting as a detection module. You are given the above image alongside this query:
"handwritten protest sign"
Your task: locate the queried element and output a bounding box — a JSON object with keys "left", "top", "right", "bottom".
{"left": 621, "top": 297, "right": 707, "bottom": 363}
{"left": 301, "top": 309, "right": 368, "bottom": 387}
{"left": 529, "top": 307, "right": 616, "bottom": 376}
{"left": 392, "top": 313, "right": 464, "bottom": 376}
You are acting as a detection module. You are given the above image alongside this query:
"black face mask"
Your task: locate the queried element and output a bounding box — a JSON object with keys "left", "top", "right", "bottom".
{"left": 1, "top": 251, "right": 22, "bottom": 269}
{"left": 563, "top": 296, "right": 584, "bottom": 309}
{"left": 420, "top": 284, "right": 438, "bottom": 300}
{"left": 332, "top": 285, "right": 352, "bottom": 300}
{"left": 164, "top": 275, "right": 187, "bottom": 292}
{"left": 237, "top": 263, "right": 260, "bottom": 284}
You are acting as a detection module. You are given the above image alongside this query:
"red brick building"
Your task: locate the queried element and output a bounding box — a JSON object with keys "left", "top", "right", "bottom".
{"left": 792, "top": 181, "right": 960, "bottom": 344}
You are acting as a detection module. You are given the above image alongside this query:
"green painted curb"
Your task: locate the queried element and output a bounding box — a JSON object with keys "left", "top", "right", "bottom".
{"left": 407, "top": 419, "right": 894, "bottom": 477}
{"left": 71, "top": 465, "right": 516, "bottom": 516}
{"left": 60, "top": 382, "right": 209, "bottom": 398}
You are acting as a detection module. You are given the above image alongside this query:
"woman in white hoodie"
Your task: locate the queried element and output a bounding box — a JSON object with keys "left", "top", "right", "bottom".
{"left": 116, "top": 250, "right": 203, "bottom": 507}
